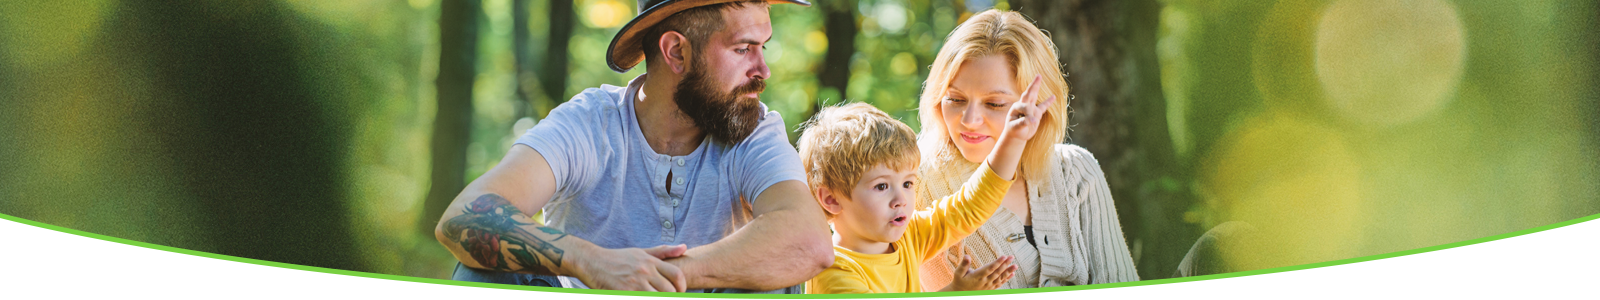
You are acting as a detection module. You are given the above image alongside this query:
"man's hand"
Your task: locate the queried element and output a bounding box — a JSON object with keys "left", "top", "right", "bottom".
{"left": 939, "top": 255, "right": 1017, "bottom": 292}
{"left": 659, "top": 180, "right": 833, "bottom": 291}
{"left": 574, "top": 244, "right": 689, "bottom": 292}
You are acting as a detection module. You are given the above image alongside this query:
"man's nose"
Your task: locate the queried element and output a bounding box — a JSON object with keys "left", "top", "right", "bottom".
{"left": 749, "top": 51, "right": 770, "bottom": 80}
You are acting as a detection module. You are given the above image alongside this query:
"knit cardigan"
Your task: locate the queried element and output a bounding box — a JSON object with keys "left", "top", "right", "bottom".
{"left": 915, "top": 143, "right": 1139, "bottom": 290}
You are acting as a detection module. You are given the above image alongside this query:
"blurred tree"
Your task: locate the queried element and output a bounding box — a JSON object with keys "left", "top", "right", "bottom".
{"left": 423, "top": 0, "right": 484, "bottom": 236}
{"left": 538, "top": 0, "right": 576, "bottom": 109}
{"left": 513, "top": 0, "right": 534, "bottom": 119}
{"left": 0, "top": 0, "right": 380, "bottom": 271}
{"left": 818, "top": 0, "right": 858, "bottom": 113}
{"left": 1013, "top": 0, "right": 1196, "bottom": 279}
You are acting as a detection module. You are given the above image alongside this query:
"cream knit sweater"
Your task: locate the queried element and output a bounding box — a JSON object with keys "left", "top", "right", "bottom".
{"left": 916, "top": 143, "right": 1139, "bottom": 290}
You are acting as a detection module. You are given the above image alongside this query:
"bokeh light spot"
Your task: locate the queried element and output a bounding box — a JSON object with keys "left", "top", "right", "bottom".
{"left": 1315, "top": 0, "right": 1465, "bottom": 127}
{"left": 890, "top": 52, "right": 917, "bottom": 76}
{"left": 583, "top": 0, "right": 629, "bottom": 28}
{"left": 1203, "top": 114, "right": 1365, "bottom": 271}
{"left": 873, "top": 2, "right": 908, "bottom": 34}
{"left": 804, "top": 30, "right": 828, "bottom": 55}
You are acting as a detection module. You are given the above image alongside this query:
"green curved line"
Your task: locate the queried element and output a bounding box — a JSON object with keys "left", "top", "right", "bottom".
{"left": 3, "top": 211, "right": 1597, "bottom": 298}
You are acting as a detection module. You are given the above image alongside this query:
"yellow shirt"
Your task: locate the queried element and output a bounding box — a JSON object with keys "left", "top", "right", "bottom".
{"left": 807, "top": 164, "right": 1013, "bottom": 294}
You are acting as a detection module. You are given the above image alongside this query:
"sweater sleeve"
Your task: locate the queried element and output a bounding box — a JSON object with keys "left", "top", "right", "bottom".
{"left": 908, "top": 163, "right": 1013, "bottom": 262}
{"left": 1066, "top": 147, "right": 1141, "bottom": 283}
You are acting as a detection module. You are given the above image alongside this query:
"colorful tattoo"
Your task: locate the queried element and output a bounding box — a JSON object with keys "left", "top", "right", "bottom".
{"left": 442, "top": 194, "right": 568, "bottom": 274}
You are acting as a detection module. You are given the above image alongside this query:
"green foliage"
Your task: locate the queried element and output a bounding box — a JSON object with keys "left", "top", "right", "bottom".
{"left": 2, "top": 0, "right": 1594, "bottom": 282}
{"left": 1159, "top": 0, "right": 1600, "bottom": 271}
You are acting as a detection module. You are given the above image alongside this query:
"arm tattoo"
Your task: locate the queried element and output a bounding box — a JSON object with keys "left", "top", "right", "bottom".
{"left": 442, "top": 194, "right": 569, "bottom": 274}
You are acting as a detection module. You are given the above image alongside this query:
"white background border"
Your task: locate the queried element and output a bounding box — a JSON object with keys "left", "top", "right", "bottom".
{"left": 3, "top": 216, "right": 1597, "bottom": 299}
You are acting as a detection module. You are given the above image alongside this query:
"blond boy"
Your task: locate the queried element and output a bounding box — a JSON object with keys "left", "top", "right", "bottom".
{"left": 798, "top": 82, "right": 1055, "bottom": 294}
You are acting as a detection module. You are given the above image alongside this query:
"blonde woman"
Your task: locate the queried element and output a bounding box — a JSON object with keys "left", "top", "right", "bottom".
{"left": 915, "top": 9, "right": 1139, "bottom": 290}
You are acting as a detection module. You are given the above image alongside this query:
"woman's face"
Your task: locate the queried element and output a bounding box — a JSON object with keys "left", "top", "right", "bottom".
{"left": 940, "top": 55, "right": 1019, "bottom": 163}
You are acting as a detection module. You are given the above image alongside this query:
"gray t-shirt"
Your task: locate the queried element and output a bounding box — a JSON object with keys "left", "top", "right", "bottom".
{"left": 515, "top": 74, "right": 806, "bottom": 253}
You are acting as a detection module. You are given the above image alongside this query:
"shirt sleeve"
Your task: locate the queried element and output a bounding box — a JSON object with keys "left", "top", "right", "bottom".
{"left": 513, "top": 88, "right": 612, "bottom": 201}
{"left": 907, "top": 163, "right": 1013, "bottom": 261}
{"left": 727, "top": 109, "right": 807, "bottom": 206}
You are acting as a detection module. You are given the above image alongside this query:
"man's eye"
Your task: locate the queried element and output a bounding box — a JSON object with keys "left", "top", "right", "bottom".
{"left": 736, "top": 48, "right": 749, "bottom": 54}
{"left": 875, "top": 183, "right": 889, "bottom": 191}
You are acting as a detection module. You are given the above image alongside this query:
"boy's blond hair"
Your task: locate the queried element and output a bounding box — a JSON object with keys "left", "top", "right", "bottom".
{"left": 797, "top": 103, "right": 921, "bottom": 218}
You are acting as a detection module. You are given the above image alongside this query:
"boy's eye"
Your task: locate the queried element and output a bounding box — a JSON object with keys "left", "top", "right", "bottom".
{"left": 874, "top": 183, "right": 889, "bottom": 191}
{"left": 902, "top": 181, "right": 914, "bottom": 189}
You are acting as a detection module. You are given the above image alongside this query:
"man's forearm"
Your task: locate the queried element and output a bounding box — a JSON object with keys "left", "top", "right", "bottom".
{"left": 669, "top": 205, "right": 833, "bottom": 290}
{"left": 436, "top": 193, "right": 593, "bottom": 276}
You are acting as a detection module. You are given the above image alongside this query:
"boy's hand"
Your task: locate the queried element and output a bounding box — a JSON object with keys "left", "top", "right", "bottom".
{"left": 940, "top": 255, "right": 1018, "bottom": 292}
{"left": 1001, "top": 75, "right": 1057, "bottom": 143}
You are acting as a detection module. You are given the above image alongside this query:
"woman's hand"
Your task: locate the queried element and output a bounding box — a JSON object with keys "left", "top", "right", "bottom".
{"left": 1001, "top": 75, "right": 1056, "bottom": 143}
{"left": 940, "top": 255, "right": 1018, "bottom": 291}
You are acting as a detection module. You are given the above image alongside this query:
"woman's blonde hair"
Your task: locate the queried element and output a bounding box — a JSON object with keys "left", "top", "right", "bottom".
{"left": 918, "top": 9, "right": 1070, "bottom": 182}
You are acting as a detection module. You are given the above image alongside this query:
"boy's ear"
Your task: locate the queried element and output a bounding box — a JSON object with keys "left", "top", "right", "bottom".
{"left": 815, "top": 186, "right": 844, "bottom": 216}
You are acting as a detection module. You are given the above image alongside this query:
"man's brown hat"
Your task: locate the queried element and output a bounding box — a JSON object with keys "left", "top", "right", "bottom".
{"left": 606, "top": 0, "right": 811, "bottom": 73}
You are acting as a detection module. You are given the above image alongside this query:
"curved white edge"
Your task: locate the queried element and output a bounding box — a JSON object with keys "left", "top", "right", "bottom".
{"left": 2, "top": 216, "right": 1598, "bottom": 299}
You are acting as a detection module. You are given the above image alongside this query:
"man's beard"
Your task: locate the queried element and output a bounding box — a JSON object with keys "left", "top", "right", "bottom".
{"left": 673, "top": 61, "right": 765, "bottom": 145}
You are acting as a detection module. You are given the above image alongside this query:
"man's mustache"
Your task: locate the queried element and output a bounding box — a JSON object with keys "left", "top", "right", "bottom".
{"left": 732, "top": 78, "right": 766, "bottom": 97}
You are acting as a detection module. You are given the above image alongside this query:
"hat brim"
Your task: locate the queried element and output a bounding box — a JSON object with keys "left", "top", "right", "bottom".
{"left": 606, "top": 0, "right": 810, "bottom": 73}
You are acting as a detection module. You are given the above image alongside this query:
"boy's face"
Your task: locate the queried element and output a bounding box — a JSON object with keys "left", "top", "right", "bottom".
{"left": 832, "top": 164, "right": 918, "bottom": 245}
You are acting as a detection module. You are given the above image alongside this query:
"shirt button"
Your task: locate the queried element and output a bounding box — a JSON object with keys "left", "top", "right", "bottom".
{"left": 671, "top": 198, "right": 680, "bottom": 207}
{"left": 676, "top": 158, "right": 685, "bottom": 166}
{"left": 662, "top": 219, "right": 674, "bottom": 229}
{"left": 674, "top": 178, "right": 685, "bottom": 185}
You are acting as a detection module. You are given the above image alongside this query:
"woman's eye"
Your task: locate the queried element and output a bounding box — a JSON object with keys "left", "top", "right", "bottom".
{"left": 945, "top": 98, "right": 966, "bottom": 104}
{"left": 875, "top": 183, "right": 889, "bottom": 191}
{"left": 985, "top": 101, "right": 1007, "bottom": 109}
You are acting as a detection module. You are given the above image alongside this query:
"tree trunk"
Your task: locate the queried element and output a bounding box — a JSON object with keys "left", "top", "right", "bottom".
{"left": 816, "top": 0, "right": 857, "bottom": 113}
{"left": 423, "top": 0, "right": 482, "bottom": 236}
{"left": 542, "top": 0, "right": 576, "bottom": 106}
{"left": 513, "top": 0, "right": 533, "bottom": 119}
{"left": 1012, "top": 0, "right": 1197, "bottom": 280}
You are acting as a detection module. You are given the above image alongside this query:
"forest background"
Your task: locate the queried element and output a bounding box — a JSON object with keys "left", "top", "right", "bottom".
{"left": 1, "top": 0, "right": 1596, "bottom": 280}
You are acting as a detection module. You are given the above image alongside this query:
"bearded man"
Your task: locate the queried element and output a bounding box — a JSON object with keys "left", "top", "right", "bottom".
{"left": 433, "top": 0, "right": 831, "bottom": 293}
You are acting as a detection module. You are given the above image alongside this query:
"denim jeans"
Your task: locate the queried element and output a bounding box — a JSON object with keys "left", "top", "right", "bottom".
{"left": 450, "top": 262, "right": 804, "bottom": 294}
{"left": 451, "top": 262, "right": 559, "bottom": 287}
